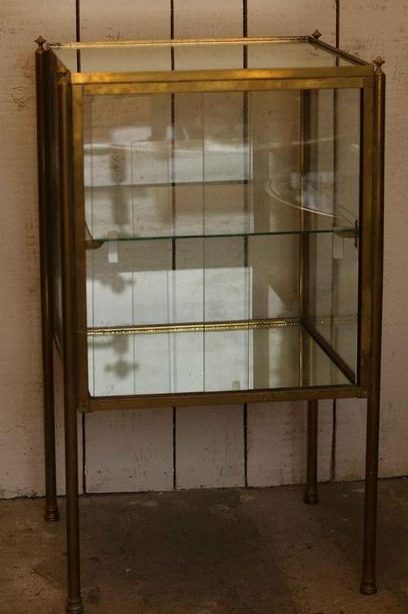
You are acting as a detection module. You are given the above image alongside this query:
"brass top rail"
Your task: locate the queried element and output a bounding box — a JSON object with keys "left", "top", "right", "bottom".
{"left": 48, "top": 36, "right": 310, "bottom": 49}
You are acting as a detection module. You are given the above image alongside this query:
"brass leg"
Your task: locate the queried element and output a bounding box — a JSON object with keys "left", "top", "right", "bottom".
{"left": 361, "top": 58, "right": 385, "bottom": 596}
{"left": 64, "top": 355, "right": 82, "bottom": 612}
{"left": 43, "top": 340, "right": 59, "bottom": 522}
{"left": 304, "top": 399, "right": 319, "bottom": 505}
{"left": 360, "top": 393, "right": 380, "bottom": 595}
{"left": 35, "top": 40, "right": 59, "bottom": 523}
{"left": 58, "top": 69, "right": 83, "bottom": 614}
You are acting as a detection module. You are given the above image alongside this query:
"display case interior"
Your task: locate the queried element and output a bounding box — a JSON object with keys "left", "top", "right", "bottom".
{"left": 43, "top": 37, "right": 369, "bottom": 402}
{"left": 80, "top": 85, "right": 360, "bottom": 397}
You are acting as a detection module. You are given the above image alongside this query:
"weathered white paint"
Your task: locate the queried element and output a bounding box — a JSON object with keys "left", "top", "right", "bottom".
{"left": 0, "top": 1, "right": 77, "bottom": 499}
{"left": 85, "top": 409, "right": 173, "bottom": 492}
{"left": 176, "top": 406, "right": 245, "bottom": 489}
{"left": 0, "top": 0, "right": 407, "bottom": 499}
{"left": 335, "top": 0, "right": 408, "bottom": 481}
{"left": 247, "top": 400, "right": 334, "bottom": 486}
{"left": 248, "top": 0, "right": 336, "bottom": 38}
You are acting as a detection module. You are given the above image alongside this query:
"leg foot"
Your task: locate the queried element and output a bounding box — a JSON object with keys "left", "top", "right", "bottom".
{"left": 45, "top": 506, "right": 60, "bottom": 522}
{"left": 303, "top": 489, "right": 319, "bottom": 505}
{"left": 66, "top": 598, "right": 83, "bottom": 613}
{"left": 304, "top": 400, "right": 319, "bottom": 505}
{"left": 360, "top": 579, "right": 377, "bottom": 595}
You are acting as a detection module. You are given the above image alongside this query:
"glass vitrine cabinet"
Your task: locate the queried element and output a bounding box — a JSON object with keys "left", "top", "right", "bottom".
{"left": 35, "top": 33, "right": 385, "bottom": 613}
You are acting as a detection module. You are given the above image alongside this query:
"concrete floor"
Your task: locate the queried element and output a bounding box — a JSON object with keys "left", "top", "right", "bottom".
{"left": 1, "top": 479, "right": 408, "bottom": 613}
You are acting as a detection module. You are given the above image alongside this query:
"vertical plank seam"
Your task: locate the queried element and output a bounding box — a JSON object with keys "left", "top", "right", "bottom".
{"left": 76, "top": 0, "right": 80, "bottom": 43}
{"left": 336, "top": 0, "right": 340, "bottom": 49}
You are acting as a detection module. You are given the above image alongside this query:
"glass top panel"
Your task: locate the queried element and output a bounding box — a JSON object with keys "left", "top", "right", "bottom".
{"left": 52, "top": 39, "right": 359, "bottom": 73}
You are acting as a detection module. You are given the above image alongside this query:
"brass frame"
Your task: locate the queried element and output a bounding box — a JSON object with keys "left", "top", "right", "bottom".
{"left": 35, "top": 35, "right": 385, "bottom": 613}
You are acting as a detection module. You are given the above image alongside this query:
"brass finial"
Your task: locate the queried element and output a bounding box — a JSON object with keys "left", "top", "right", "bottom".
{"left": 312, "top": 29, "right": 322, "bottom": 39}
{"left": 35, "top": 35, "right": 46, "bottom": 50}
{"left": 373, "top": 56, "right": 385, "bottom": 72}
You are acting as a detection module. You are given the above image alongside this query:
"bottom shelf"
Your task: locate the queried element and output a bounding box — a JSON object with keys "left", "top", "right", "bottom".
{"left": 87, "top": 320, "right": 352, "bottom": 397}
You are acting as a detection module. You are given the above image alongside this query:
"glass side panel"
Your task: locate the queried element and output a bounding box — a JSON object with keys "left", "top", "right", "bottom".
{"left": 83, "top": 87, "right": 359, "bottom": 397}
{"left": 306, "top": 88, "right": 360, "bottom": 378}
{"left": 83, "top": 91, "right": 355, "bottom": 241}
{"left": 52, "top": 39, "right": 359, "bottom": 74}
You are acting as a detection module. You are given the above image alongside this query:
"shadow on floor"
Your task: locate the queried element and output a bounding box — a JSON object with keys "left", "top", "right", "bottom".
{"left": 2, "top": 479, "right": 408, "bottom": 613}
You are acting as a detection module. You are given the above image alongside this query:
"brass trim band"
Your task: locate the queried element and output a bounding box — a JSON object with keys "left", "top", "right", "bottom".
{"left": 87, "top": 318, "right": 299, "bottom": 337}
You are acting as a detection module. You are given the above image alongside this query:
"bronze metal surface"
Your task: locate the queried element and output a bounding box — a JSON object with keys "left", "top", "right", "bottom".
{"left": 359, "top": 77, "right": 375, "bottom": 393}
{"left": 87, "top": 384, "right": 362, "bottom": 413}
{"left": 304, "top": 400, "right": 319, "bottom": 505}
{"left": 87, "top": 318, "right": 299, "bottom": 337}
{"left": 35, "top": 42, "right": 59, "bottom": 523}
{"left": 58, "top": 70, "right": 83, "bottom": 614}
{"left": 303, "top": 319, "right": 356, "bottom": 384}
{"left": 360, "top": 60, "right": 386, "bottom": 597}
{"left": 79, "top": 76, "right": 366, "bottom": 93}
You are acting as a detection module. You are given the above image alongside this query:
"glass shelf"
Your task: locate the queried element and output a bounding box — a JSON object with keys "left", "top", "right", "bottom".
{"left": 85, "top": 224, "right": 357, "bottom": 245}
{"left": 87, "top": 320, "right": 352, "bottom": 397}
{"left": 84, "top": 180, "right": 357, "bottom": 244}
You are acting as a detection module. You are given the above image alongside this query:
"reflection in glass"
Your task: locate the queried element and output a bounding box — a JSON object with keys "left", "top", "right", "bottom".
{"left": 53, "top": 39, "right": 360, "bottom": 73}
{"left": 84, "top": 88, "right": 360, "bottom": 397}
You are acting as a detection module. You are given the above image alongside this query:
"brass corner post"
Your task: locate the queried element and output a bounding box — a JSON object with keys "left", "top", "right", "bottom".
{"left": 58, "top": 68, "right": 83, "bottom": 614}
{"left": 300, "top": 89, "right": 319, "bottom": 505}
{"left": 35, "top": 37, "right": 59, "bottom": 523}
{"left": 360, "top": 58, "right": 385, "bottom": 596}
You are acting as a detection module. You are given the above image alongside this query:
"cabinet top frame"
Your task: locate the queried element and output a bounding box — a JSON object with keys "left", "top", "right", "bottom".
{"left": 40, "top": 34, "right": 375, "bottom": 88}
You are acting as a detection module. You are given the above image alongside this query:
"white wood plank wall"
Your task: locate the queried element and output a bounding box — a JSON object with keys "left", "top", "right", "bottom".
{"left": 0, "top": 1, "right": 407, "bottom": 498}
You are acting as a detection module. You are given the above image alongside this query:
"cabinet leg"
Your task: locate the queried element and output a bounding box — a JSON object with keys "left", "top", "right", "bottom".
{"left": 64, "top": 401, "right": 83, "bottom": 613}
{"left": 304, "top": 400, "right": 319, "bottom": 505}
{"left": 41, "top": 275, "right": 58, "bottom": 523}
{"left": 360, "top": 394, "right": 380, "bottom": 595}
{"left": 42, "top": 292, "right": 58, "bottom": 523}
{"left": 43, "top": 349, "right": 59, "bottom": 523}
{"left": 57, "top": 65, "right": 83, "bottom": 614}
{"left": 36, "top": 42, "right": 59, "bottom": 523}
{"left": 360, "top": 54, "right": 385, "bottom": 598}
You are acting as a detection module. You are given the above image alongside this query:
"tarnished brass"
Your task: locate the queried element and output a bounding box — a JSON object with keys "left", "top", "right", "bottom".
{"left": 87, "top": 318, "right": 298, "bottom": 337}
{"left": 35, "top": 37, "right": 59, "bottom": 523}
{"left": 88, "top": 384, "right": 362, "bottom": 412}
{"left": 360, "top": 58, "right": 386, "bottom": 597}
{"left": 35, "top": 35, "right": 385, "bottom": 611}
{"left": 304, "top": 399, "right": 319, "bottom": 505}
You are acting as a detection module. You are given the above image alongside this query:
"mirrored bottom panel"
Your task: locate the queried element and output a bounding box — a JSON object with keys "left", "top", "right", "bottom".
{"left": 307, "top": 316, "right": 357, "bottom": 377}
{"left": 87, "top": 321, "right": 350, "bottom": 397}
